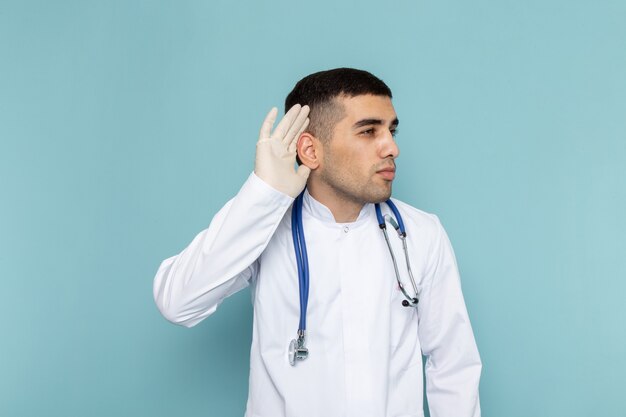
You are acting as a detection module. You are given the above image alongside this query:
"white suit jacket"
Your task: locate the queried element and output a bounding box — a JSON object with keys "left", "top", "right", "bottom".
{"left": 154, "top": 173, "right": 482, "bottom": 417}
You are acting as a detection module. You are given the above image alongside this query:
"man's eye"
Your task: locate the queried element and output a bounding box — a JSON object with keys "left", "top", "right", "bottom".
{"left": 360, "top": 128, "right": 375, "bottom": 136}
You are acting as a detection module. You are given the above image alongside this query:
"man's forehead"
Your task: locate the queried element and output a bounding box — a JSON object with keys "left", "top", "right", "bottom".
{"left": 335, "top": 94, "right": 397, "bottom": 123}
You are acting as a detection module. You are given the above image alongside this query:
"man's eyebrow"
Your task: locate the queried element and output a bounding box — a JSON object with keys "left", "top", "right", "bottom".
{"left": 352, "top": 118, "right": 400, "bottom": 129}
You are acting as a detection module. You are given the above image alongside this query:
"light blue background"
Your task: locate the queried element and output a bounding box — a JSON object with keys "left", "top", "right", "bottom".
{"left": 1, "top": 1, "right": 625, "bottom": 416}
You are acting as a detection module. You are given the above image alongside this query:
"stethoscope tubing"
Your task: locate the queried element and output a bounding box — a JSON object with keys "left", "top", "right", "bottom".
{"left": 375, "top": 199, "right": 406, "bottom": 235}
{"left": 291, "top": 193, "right": 309, "bottom": 332}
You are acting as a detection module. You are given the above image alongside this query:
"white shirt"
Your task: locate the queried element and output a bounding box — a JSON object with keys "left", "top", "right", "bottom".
{"left": 153, "top": 173, "right": 482, "bottom": 417}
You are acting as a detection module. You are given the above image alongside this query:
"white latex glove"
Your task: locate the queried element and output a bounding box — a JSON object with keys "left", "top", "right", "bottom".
{"left": 255, "top": 104, "right": 311, "bottom": 198}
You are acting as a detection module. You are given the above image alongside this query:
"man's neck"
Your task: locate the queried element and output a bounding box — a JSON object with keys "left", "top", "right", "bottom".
{"left": 306, "top": 181, "right": 364, "bottom": 223}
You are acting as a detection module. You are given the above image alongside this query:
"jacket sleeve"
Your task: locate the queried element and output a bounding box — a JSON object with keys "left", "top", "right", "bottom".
{"left": 417, "top": 215, "right": 482, "bottom": 417}
{"left": 153, "top": 172, "right": 294, "bottom": 328}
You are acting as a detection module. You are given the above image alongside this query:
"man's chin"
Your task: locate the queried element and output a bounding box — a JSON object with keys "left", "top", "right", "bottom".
{"left": 366, "top": 185, "right": 393, "bottom": 204}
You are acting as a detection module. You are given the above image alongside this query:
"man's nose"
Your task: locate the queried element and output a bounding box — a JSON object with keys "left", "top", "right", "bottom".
{"left": 381, "top": 131, "right": 400, "bottom": 159}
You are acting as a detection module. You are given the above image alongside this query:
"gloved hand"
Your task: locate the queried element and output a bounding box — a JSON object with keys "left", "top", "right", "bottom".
{"left": 255, "top": 104, "right": 311, "bottom": 198}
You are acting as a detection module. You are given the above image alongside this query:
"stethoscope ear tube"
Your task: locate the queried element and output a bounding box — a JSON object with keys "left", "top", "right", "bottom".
{"left": 378, "top": 213, "right": 419, "bottom": 308}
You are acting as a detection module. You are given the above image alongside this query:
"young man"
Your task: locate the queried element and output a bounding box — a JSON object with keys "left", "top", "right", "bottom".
{"left": 153, "top": 68, "right": 482, "bottom": 417}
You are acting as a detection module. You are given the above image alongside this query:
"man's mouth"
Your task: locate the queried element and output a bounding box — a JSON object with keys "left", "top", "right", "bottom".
{"left": 376, "top": 166, "right": 396, "bottom": 181}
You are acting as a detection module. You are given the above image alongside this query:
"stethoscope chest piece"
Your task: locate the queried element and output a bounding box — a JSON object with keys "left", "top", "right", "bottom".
{"left": 288, "top": 331, "right": 308, "bottom": 366}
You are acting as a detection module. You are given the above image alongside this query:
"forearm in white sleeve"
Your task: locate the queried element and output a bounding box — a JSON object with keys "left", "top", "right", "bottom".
{"left": 417, "top": 216, "right": 482, "bottom": 417}
{"left": 153, "top": 172, "right": 294, "bottom": 328}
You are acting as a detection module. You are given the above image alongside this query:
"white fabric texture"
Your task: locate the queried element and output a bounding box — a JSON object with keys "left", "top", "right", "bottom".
{"left": 153, "top": 172, "right": 482, "bottom": 417}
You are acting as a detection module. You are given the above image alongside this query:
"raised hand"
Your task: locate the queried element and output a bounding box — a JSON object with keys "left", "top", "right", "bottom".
{"left": 255, "top": 104, "right": 311, "bottom": 198}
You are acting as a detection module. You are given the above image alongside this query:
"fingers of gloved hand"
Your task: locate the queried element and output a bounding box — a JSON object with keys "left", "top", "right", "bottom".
{"left": 270, "top": 104, "right": 302, "bottom": 141}
{"left": 288, "top": 118, "right": 310, "bottom": 154}
{"left": 258, "top": 107, "right": 278, "bottom": 142}
{"left": 282, "top": 105, "right": 310, "bottom": 146}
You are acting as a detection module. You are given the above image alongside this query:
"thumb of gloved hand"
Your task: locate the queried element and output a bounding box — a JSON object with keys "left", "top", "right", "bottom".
{"left": 255, "top": 105, "right": 311, "bottom": 198}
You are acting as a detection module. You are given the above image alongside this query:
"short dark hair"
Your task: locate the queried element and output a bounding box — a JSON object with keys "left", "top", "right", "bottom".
{"left": 285, "top": 68, "right": 392, "bottom": 141}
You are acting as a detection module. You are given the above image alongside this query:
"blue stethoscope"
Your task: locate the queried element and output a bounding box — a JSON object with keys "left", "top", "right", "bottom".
{"left": 289, "top": 191, "right": 420, "bottom": 366}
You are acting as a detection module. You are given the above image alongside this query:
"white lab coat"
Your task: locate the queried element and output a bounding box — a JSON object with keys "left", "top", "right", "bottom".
{"left": 154, "top": 173, "right": 481, "bottom": 417}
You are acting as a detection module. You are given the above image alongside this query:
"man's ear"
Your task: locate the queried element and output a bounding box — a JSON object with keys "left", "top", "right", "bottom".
{"left": 297, "top": 132, "right": 321, "bottom": 170}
